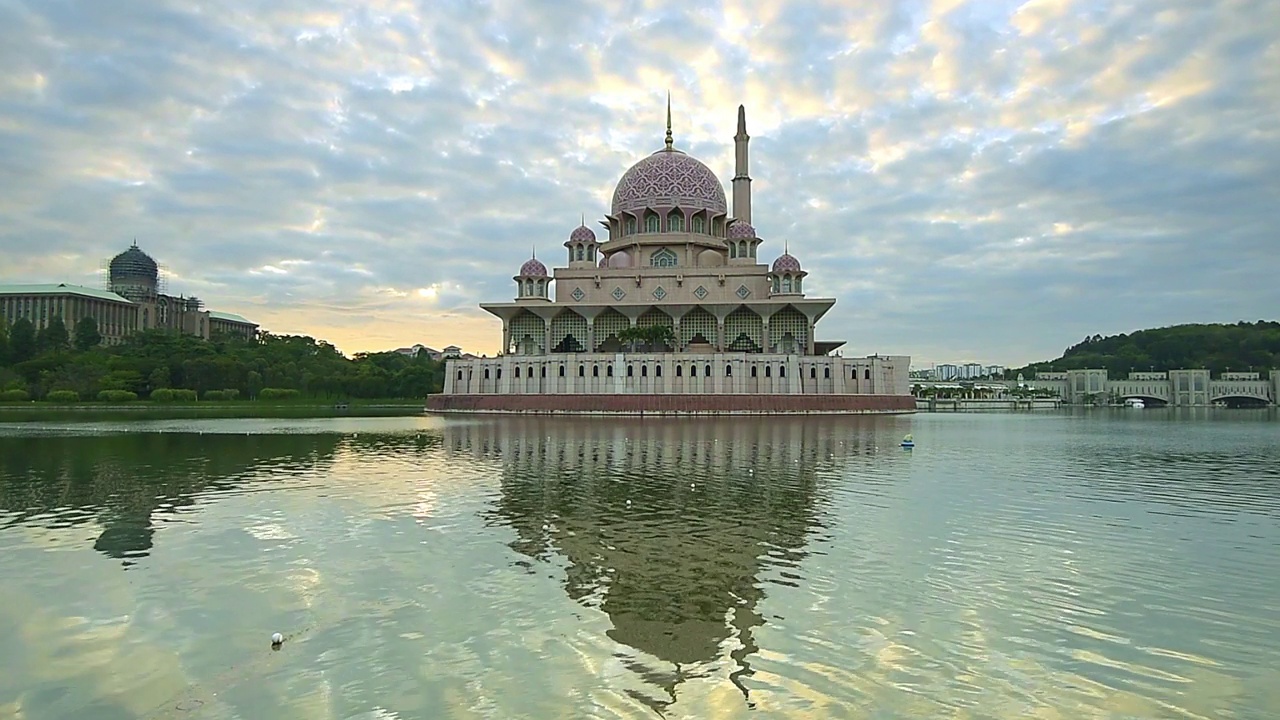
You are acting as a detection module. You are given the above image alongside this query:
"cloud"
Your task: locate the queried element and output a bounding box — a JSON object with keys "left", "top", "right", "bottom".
{"left": 1, "top": 0, "right": 1276, "bottom": 365}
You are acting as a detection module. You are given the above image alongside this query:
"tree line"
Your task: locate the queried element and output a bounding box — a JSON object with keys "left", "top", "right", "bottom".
{"left": 0, "top": 316, "right": 447, "bottom": 402}
{"left": 1011, "top": 321, "right": 1280, "bottom": 379}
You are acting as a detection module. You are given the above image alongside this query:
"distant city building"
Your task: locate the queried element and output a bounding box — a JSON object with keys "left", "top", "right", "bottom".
{"left": 0, "top": 242, "right": 258, "bottom": 345}
{"left": 390, "top": 344, "right": 477, "bottom": 361}
{"left": 915, "top": 363, "right": 1006, "bottom": 381}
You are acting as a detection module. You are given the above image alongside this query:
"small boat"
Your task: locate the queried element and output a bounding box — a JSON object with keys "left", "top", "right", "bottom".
{"left": 1124, "top": 398, "right": 1145, "bottom": 409}
{"left": 901, "top": 433, "right": 915, "bottom": 449}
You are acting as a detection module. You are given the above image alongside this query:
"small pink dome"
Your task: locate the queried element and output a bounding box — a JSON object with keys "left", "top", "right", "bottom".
{"left": 772, "top": 253, "right": 801, "bottom": 273}
{"left": 570, "top": 224, "right": 597, "bottom": 243}
{"left": 727, "top": 221, "right": 756, "bottom": 239}
{"left": 519, "top": 257, "right": 548, "bottom": 277}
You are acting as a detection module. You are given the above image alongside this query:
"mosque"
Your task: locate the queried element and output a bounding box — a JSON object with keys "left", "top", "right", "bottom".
{"left": 427, "top": 102, "right": 913, "bottom": 414}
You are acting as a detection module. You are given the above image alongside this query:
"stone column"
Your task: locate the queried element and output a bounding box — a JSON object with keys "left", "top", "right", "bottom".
{"left": 502, "top": 323, "right": 511, "bottom": 356}
{"left": 716, "top": 319, "right": 725, "bottom": 351}
{"left": 806, "top": 320, "right": 815, "bottom": 356}
{"left": 761, "top": 319, "right": 771, "bottom": 354}
{"left": 544, "top": 322, "right": 553, "bottom": 356}
{"left": 586, "top": 318, "right": 594, "bottom": 354}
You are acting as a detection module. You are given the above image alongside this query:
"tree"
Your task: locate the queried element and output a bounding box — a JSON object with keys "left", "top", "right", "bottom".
{"left": 36, "top": 317, "right": 70, "bottom": 354}
{"left": 8, "top": 318, "right": 36, "bottom": 364}
{"left": 149, "top": 365, "right": 170, "bottom": 390}
{"left": 0, "top": 318, "right": 8, "bottom": 365}
{"left": 74, "top": 316, "right": 103, "bottom": 351}
{"left": 247, "top": 370, "right": 263, "bottom": 399}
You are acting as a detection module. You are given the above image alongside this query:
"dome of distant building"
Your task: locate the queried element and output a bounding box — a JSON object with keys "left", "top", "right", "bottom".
{"left": 727, "top": 221, "right": 756, "bottom": 239}
{"left": 519, "top": 257, "right": 548, "bottom": 277}
{"left": 109, "top": 242, "right": 159, "bottom": 282}
{"left": 569, "top": 224, "right": 596, "bottom": 243}
{"left": 772, "top": 253, "right": 801, "bottom": 273}
{"left": 611, "top": 149, "right": 728, "bottom": 217}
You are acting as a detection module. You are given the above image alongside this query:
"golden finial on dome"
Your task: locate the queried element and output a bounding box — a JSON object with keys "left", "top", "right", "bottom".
{"left": 664, "top": 91, "right": 673, "bottom": 150}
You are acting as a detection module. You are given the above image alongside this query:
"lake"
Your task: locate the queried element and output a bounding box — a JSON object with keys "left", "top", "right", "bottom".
{"left": 1, "top": 410, "right": 1278, "bottom": 718}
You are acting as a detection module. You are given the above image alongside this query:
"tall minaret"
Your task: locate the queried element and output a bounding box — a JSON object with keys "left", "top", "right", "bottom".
{"left": 733, "top": 104, "right": 752, "bottom": 224}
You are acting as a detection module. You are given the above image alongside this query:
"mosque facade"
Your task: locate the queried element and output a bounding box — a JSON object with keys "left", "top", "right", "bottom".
{"left": 428, "top": 103, "right": 913, "bottom": 414}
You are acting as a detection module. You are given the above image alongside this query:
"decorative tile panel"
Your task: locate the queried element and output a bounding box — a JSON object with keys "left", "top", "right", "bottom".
{"left": 611, "top": 286, "right": 626, "bottom": 301}
{"left": 570, "top": 287, "right": 585, "bottom": 301}
{"left": 652, "top": 286, "right": 667, "bottom": 300}
{"left": 736, "top": 284, "right": 752, "bottom": 299}
{"left": 693, "top": 285, "right": 709, "bottom": 300}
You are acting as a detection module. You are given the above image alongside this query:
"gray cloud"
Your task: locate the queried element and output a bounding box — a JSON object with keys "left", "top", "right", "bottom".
{"left": 0, "top": 0, "right": 1277, "bottom": 364}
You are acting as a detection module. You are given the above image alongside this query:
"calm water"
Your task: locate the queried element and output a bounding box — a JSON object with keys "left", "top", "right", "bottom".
{"left": 1, "top": 411, "right": 1278, "bottom": 719}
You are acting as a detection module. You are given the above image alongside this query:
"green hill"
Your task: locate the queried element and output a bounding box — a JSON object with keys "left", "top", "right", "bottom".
{"left": 1014, "top": 321, "right": 1280, "bottom": 379}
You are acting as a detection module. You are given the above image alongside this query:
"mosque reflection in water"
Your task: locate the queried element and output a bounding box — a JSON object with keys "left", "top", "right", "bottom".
{"left": 445, "top": 416, "right": 879, "bottom": 705}
{"left": 0, "top": 432, "right": 341, "bottom": 565}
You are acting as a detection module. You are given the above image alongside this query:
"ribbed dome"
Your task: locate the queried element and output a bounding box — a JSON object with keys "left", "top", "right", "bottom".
{"left": 727, "top": 221, "right": 756, "bottom": 239}
{"left": 519, "top": 258, "right": 548, "bottom": 277}
{"left": 569, "top": 224, "right": 596, "bottom": 243}
{"left": 109, "top": 243, "right": 158, "bottom": 282}
{"left": 611, "top": 149, "right": 727, "bottom": 217}
{"left": 772, "top": 253, "right": 801, "bottom": 273}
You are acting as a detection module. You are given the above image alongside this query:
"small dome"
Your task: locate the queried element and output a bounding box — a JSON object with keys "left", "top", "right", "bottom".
{"left": 519, "top": 257, "right": 548, "bottom": 277}
{"left": 727, "top": 221, "right": 756, "bottom": 239}
{"left": 109, "top": 243, "right": 159, "bottom": 281}
{"left": 772, "top": 253, "right": 801, "bottom": 273}
{"left": 570, "top": 224, "right": 597, "bottom": 243}
{"left": 598, "top": 256, "right": 607, "bottom": 268}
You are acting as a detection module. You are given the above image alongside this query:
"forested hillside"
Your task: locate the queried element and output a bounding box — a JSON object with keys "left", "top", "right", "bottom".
{"left": 1013, "top": 321, "right": 1280, "bottom": 378}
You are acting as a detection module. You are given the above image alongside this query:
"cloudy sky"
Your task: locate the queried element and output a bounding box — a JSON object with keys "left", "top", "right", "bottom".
{"left": 1, "top": 0, "right": 1276, "bottom": 366}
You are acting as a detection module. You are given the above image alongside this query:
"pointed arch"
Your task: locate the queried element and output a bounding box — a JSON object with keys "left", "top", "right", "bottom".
{"left": 650, "top": 248, "right": 678, "bottom": 267}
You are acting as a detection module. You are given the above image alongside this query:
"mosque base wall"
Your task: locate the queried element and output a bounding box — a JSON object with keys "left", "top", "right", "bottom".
{"left": 426, "top": 393, "right": 916, "bottom": 415}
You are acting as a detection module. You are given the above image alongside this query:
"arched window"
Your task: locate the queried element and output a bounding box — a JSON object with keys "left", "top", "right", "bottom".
{"left": 524, "top": 280, "right": 533, "bottom": 295}
{"left": 676, "top": 365, "right": 683, "bottom": 377}
{"left": 656, "top": 365, "right": 662, "bottom": 377}
{"left": 729, "top": 243, "right": 737, "bottom": 259}
{"left": 457, "top": 370, "right": 463, "bottom": 380}
{"left": 625, "top": 217, "right": 637, "bottom": 234}
{"left": 751, "top": 366, "right": 758, "bottom": 378}
{"left": 608, "top": 365, "right": 614, "bottom": 377}
{"left": 578, "top": 365, "right": 585, "bottom": 377}
{"left": 576, "top": 245, "right": 584, "bottom": 261}
{"left": 705, "top": 364, "right": 711, "bottom": 377}
{"left": 690, "top": 364, "right": 697, "bottom": 377}
{"left": 592, "top": 365, "right": 599, "bottom": 377}
{"left": 782, "top": 276, "right": 793, "bottom": 293}
{"left": 810, "top": 366, "right": 816, "bottom": 379}
{"left": 772, "top": 277, "right": 780, "bottom": 293}
{"left": 795, "top": 278, "right": 802, "bottom": 293}
{"left": 765, "top": 366, "right": 771, "bottom": 378}
{"left": 588, "top": 245, "right": 596, "bottom": 260}
{"left": 667, "top": 211, "right": 684, "bottom": 232}
{"left": 496, "top": 368, "right": 502, "bottom": 379}
{"left": 692, "top": 216, "right": 706, "bottom": 234}
{"left": 864, "top": 368, "right": 871, "bottom": 380}
{"left": 824, "top": 366, "right": 830, "bottom": 379}
{"left": 627, "top": 365, "right": 634, "bottom": 377}
{"left": 726, "top": 364, "right": 732, "bottom": 377}
{"left": 541, "top": 366, "right": 547, "bottom": 378}
{"left": 515, "top": 367, "right": 521, "bottom": 378}
{"left": 749, "top": 243, "right": 757, "bottom": 258}
{"left": 651, "top": 248, "right": 678, "bottom": 267}
{"left": 645, "top": 214, "right": 660, "bottom": 233}
{"left": 852, "top": 368, "right": 857, "bottom": 379}
{"left": 484, "top": 368, "right": 490, "bottom": 379}
{"left": 641, "top": 365, "right": 648, "bottom": 377}
{"left": 780, "top": 365, "right": 786, "bottom": 378}
{"left": 559, "top": 365, "right": 565, "bottom": 377}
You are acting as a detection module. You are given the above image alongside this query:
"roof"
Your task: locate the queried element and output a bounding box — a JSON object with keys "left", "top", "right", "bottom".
{"left": 208, "top": 310, "right": 256, "bottom": 325}
{"left": 0, "top": 283, "right": 132, "bottom": 304}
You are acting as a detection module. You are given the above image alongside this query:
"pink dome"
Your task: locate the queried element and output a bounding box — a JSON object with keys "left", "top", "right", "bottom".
{"left": 727, "top": 221, "right": 756, "bottom": 239}
{"left": 519, "top": 257, "right": 548, "bottom": 277}
{"left": 569, "top": 224, "right": 597, "bottom": 243}
{"left": 772, "top": 253, "right": 801, "bottom": 273}
{"left": 611, "top": 149, "right": 727, "bottom": 217}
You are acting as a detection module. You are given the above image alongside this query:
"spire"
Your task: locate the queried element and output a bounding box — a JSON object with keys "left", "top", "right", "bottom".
{"left": 664, "top": 91, "right": 673, "bottom": 150}
{"left": 733, "top": 104, "right": 752, "bottom": 223}
{"left": 580, "top": 212, "right": 585, "bottom": 227}
{"left": 531, "top": 244, "right": 536, "bottom": 259}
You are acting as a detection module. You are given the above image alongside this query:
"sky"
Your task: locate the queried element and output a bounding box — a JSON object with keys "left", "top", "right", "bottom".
{"left": 1, "top": 0, "right": 1277, "bottom": 367}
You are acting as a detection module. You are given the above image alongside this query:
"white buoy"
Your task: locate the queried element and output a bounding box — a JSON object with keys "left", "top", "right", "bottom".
{"left": 271, "top": 632, "right": 284, "bottom": 645}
